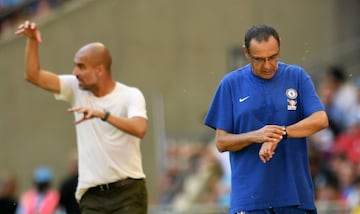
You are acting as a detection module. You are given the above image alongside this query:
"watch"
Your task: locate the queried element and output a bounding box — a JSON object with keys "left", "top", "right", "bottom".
{"left": 283, "top": 127, "right": 288, "bottom": 139}
{"left": 101, "top": 110, "right": 110, "bottom": 122}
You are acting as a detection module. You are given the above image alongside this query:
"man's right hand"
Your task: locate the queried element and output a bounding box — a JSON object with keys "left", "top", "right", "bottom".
{"left": 15, "top": 20, "right": 42, "bottom": 43}
{"left": 254, "top": 125, "right": 285, "bottom": 144}
{"left": 255, "top": 125, "right": 285, "bottom": 163}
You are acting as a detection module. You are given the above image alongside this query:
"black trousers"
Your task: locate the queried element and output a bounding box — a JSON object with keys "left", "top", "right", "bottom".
{"left": 79, "top": 178, "right": 148, "bottom": 214}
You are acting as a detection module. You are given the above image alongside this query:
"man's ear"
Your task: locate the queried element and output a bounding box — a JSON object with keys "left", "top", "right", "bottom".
{"left": 96, "top": 64, "right": 105, "bottom": 76}
{"left": 243, "top": 45, "right": 250, "bottom": 60}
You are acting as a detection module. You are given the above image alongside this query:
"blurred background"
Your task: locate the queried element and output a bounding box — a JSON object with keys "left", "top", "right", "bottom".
{"left": 0, "top": 0, "right": 360, "bottom": 213}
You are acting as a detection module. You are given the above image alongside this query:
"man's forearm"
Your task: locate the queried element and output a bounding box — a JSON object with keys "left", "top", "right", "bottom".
{"left": 286, "top": 111, "right": 328, "bottom": 138}
{"left": 215, "top": 130, "right": 256, "bottom": 152}
{"left": 24, "top": 38, "right": 41, "bottom": 84}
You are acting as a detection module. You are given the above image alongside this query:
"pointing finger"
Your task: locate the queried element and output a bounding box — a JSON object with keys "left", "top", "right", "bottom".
{"left": 24, "top": 20, "right": 30, "bottom": 28}
{"left": 30, "top": 22, "right": 36, "bottom": 30}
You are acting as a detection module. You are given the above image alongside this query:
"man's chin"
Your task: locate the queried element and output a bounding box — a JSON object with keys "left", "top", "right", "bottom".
{"left": 78, "top": 84, "right": 86, "bottom": 90}
{"left": 261, "top": 71, "right": 276, "bottom": 79}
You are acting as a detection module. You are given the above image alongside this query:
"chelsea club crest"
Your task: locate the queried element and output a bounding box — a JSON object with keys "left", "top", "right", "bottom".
{"left": 286, "top": 88, "right": 298, "bottom": 99}
{"left": 286, "top": 88, "right": 298, "bottom": 110}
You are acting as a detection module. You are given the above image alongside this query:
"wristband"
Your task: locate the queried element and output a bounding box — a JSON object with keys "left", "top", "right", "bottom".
{"left": 101, "top": 110, "right": 110, "bottom": 122}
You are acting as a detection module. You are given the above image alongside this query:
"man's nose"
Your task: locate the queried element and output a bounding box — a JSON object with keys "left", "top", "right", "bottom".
{"left": 72, "top": 68, "right": 78, "bottom": 75}
{"left": 263, "top": 60, "right": 272, "bottom": 69}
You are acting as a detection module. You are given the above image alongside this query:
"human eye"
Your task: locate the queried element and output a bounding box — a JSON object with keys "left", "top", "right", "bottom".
{"left": 269, "top": 54, "right": 279, "bottom": 61}
{"left": 77, "top": 64, "right": 85, "bottom": 71}
{"left": 253, "top": 57, "right": 265, "bottom": 63}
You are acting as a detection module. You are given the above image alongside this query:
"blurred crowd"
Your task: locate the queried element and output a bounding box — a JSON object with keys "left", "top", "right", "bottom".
{"left": 0, "top": 0, "right": 72, "bottom": 37}
{"left": 157, "top": 140, "right": 230, "bottom": 213}
{"left": 309, "top": 65, "right": 360, "bottom": 212}
{"left": 0, "top": 152, "right": 80, "bottom": 214}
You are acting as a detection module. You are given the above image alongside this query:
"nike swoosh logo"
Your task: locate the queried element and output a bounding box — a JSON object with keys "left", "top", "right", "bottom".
{"left": 239, "top": 96, "right": 250, "bottom": 102}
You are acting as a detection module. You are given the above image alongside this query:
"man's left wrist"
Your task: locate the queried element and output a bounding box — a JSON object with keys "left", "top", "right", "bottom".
{"left": 283, "top": 126, "right": 288, "bottom": 139}
{"left": 101, "top": 110, "right": 110, "bottom": 122}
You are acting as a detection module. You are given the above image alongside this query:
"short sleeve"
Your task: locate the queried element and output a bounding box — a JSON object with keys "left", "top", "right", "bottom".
{"left": 300, "top": 72, "right": 325, "bottom": 117}
{"left": 204, "top": 78, "right": 234, "bottom": 132}
{"left": 54, "top": 75, "right": 77, "bottom": 104}
{"left": 127, "top": 88, "right": 148, "bottom": 120}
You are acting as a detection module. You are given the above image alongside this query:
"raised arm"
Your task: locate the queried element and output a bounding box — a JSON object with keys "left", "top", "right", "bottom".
{"left": 15, "top": 21, "right": 60, "bottom": 93}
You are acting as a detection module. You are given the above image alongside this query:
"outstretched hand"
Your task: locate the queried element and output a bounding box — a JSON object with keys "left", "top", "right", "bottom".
{"left": 68, "top": 107, "right": 103, "bottom": 125}
{"left": 15, "top": 20, "right": 42, "bottom": 43}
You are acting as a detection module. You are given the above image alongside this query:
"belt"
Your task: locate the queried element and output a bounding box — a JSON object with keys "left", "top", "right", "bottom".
{"left": 89, "top": 178, "right": 142, "bottom": 192}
